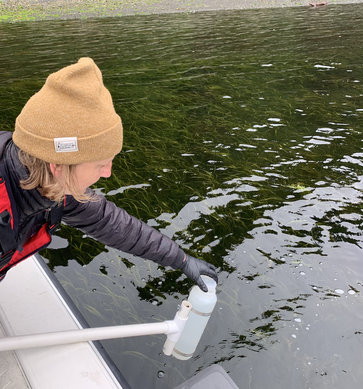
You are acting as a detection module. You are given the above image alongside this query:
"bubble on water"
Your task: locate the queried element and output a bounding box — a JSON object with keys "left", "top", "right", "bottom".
{"left": 157, "top": 371, "right": 165, "bottom": 379}
{"left": 348, "top": 289, "right": 356, "bottom": 295}
{"left": 152, "top": 301, "right": 158, "bottom": 305}
{"left": 141, "top": 278, "right": 146, "bottom": 282}
{"left": 294, "top": 318, "right": 302, "bottom": 323}
{"left": 300, "top": 271, "right": 306, "bottom": 276}
{"left": 292, "top": 334, "right": 297, "bottom": 338}
{"left": 92, "top": 288, "right": 97, "bottom": 292}
{"left": 223, "top": 95, "right": 232, "bottom": 99}
{"left": 335, "top": 289, "right": 344, "bottom": 294}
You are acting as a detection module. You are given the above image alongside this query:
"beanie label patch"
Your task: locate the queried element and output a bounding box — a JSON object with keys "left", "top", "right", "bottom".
{"left": 54, "top": 137, "right": 79, "bottom": 153}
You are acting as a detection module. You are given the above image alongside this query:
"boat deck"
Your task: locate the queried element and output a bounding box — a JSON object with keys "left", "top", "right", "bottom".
{"left": 0, "top": 255, "right": 128, "bottom": 389}
{"left": 0, "top": 325, "right": 30, "bottom": 389}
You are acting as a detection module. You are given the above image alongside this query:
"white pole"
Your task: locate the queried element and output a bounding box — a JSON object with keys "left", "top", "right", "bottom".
{"left": 0, "top": 300, "right": 192, "bottom": 353}
{"left": 0, "top": 322, "right": 169, "bottom": 352}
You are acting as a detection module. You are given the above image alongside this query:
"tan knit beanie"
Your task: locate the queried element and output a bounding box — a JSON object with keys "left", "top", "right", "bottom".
{"left": 13, "top": 57, "right": 123, "bottom": 165}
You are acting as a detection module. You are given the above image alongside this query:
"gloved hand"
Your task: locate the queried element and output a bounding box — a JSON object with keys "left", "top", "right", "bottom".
{"left": 179, "top": 254, "right": 218, "bottom": 292}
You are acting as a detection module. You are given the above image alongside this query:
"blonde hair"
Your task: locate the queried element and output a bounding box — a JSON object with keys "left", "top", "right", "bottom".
{"left": 18, "top": 150, "right": 96, "bottom": 203}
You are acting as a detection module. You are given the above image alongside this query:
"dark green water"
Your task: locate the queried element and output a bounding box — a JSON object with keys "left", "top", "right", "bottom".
{"left": 2, "top": 4, "right": 363, "bottom": 388}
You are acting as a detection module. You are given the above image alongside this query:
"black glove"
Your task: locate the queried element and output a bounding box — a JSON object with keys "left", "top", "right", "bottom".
{"left": 179, "top": 254, "right": 218, "bottom": 292}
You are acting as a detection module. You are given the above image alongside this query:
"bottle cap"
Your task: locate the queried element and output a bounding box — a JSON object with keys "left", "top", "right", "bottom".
{"left": 200, "top": 275, "right": 217, "bottom": 294}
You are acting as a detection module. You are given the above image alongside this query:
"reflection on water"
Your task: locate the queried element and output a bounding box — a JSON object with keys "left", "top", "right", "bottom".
{"left": 2, "top": 4, "right": 363, "bottom": 388}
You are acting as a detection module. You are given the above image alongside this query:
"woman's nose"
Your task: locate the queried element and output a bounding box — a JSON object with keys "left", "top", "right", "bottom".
{"left": 101, "top": 162, "right": 112, "bottom": 178}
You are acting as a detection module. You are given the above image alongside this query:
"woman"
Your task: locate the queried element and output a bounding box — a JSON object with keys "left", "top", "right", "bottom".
{"left": 0, "top": 57, "right": 218, "bottom": 291}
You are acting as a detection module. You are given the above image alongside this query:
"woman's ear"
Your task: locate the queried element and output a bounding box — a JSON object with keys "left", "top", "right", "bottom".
{"left": 49, "top": 163, "right": 62, "bottom": 178}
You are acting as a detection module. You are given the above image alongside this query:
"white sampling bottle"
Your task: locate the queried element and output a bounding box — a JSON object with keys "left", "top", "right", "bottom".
{"left": 172, "top": 275, "right": 217, "bottom": 360}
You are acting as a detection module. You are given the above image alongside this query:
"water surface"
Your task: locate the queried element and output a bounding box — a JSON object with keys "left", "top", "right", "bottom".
{"left": 1, "top": 5, "right": 363, "bottom": 388}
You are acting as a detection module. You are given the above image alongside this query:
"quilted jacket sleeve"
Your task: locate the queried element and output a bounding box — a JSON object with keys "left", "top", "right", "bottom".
{"left": 62, "top": 190, "right": 185, "bottom": 269}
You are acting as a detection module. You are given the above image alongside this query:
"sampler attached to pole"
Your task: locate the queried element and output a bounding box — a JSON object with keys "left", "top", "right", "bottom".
{"left": 172, "top": 275, "right": 217, "bottom": 360}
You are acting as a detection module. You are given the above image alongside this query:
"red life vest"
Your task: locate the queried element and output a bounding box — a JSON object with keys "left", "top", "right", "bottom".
{"left": 0, "top": 174, "right": 63, "bottom": 278}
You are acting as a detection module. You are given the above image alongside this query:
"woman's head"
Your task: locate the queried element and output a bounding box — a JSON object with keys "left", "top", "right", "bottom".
{"left": 13, "top": 57, "right": 122, "bottom": 202}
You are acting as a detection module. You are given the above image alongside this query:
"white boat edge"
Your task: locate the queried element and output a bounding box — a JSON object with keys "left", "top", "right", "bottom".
{"left": 0, "top": 253, "right": 131, "bottom": 389}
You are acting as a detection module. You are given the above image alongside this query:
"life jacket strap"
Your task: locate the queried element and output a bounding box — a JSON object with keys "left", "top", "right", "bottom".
{"left": 49, "top": 204, "right": 63, "bottom": 232}
{"left": 0, "top": 248, "right": 16, "bottom": 271}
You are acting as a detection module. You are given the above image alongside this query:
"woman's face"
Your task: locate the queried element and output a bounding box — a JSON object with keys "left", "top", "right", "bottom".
{"left": 51, "top": 156, "right": 114, "bottom": 195}
{"left": 70, "top": 157, "right": 114, "bottom": 194}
